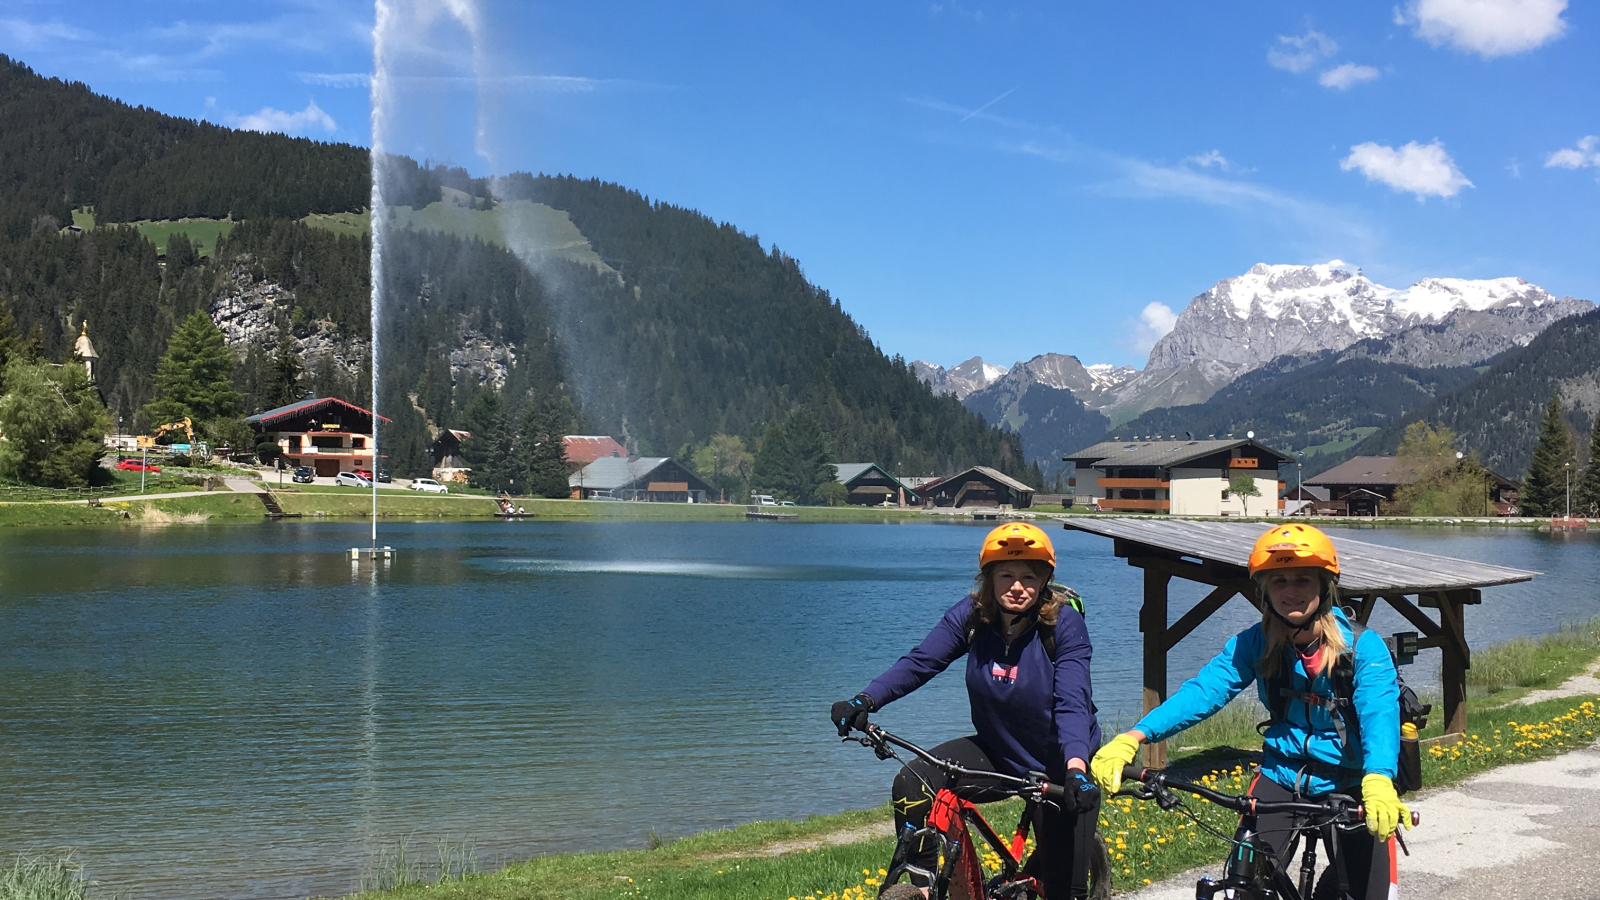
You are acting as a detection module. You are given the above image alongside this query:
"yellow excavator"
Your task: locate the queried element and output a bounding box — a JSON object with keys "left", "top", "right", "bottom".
{"left": 136, "top": 418, "right": 194, "bottom": 451}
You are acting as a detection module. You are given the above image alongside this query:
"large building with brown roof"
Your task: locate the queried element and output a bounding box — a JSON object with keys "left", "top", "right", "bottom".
{"left": 1305, "top": 456, "right": 1520, "bottom": 516}
{"left": 1063, "top": 438, "right": 1293, "bottom": 515}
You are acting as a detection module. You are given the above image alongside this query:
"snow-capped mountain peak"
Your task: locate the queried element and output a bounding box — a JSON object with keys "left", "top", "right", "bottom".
{"left": 1149, "top": 261, "right": 1582, "bottom": 371}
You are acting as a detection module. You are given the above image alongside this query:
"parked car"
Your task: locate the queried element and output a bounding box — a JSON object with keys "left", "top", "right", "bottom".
{"left": 353, "top": 468, "right": 374, "bottom": 481}
{"left": 116, "top": 458, "right": 161, "bottom": 473}
{"left": 778, "top": 500, "right": 797, "bottom": 507}
{"left": 588, "top": 489, "right": 619, "bottom": 501}
{"left": 751, "top": 494, "right": 777, "bottom": 506}
{"left": 291, "top": 466, "right": 315, "bottom": 484}
{"left": 376, "top": 470, "right": 392, "bottom": 483}
{"left": 334, "top": 471, "right": 372, "bottom": 488}
{"left": 408, "top": 478, "right": 448, "bottom": 494}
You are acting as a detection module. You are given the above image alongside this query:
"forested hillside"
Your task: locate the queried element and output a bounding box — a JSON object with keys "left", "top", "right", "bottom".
{"left": 0, "top": 56, "right": 366, "bottom": 236}
{"left": 1114, "top": 354, "right": 1478, "bottom": 469}
{"left": 1341, "top": 306, "right": 1600, "bottom": 477}
{"left": 0, "top": 57, "right": 1037, "bottom": 485}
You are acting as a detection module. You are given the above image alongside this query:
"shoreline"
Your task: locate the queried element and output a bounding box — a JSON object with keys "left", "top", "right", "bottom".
{"left": 0, "top": 485, "right": 1582, "bottom": 530}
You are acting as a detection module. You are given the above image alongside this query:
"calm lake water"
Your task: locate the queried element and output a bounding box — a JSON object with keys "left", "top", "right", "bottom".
{"left": 0, "top": 520, "right": 1594, "bottom": 899}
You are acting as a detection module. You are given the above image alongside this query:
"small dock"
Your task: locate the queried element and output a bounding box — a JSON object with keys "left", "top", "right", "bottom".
{"left": 746, "top": 506, "right": 798, "bottom": 520}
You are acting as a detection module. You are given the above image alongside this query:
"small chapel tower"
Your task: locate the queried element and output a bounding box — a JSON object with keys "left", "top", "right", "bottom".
{"left": 73, "top": 320, "right": 99, "bottom": 381}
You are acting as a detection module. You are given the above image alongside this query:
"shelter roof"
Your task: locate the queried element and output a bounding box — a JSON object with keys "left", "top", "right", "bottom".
{"left": 563, "top": 435, "right": 626, "bottom": 464}
{"left": 1064, "top": 438, "right": 1293, "bottom": 469}
{"left": 954, "top": 465, "right": 1035, "bottom": 494}
{"left": 1061, "top": 518, "right": 1537, "bottom": 594}
{"left": 569, "top": 456, "right": 669, "bottom": 490}
{"left": 1305, "top": 456, "right": 1412, "bottom": 486}
{"left": 246, "top": 396, "right": 390, "bottom": 427}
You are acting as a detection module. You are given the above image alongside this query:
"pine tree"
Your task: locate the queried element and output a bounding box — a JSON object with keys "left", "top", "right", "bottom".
{"left": 269, "top": 338, "right": 305, "bottom": 408}
{"left": 461, "top": 389, "right": 516, "bottom": 492}
{"left": 1577, "top": 424, "right": 1600, "bottom": 518}
{"left": 1520, "top": 392, "right": 1577, "bottom": 517}
{"left": 519, "top": 401, "right": 572, "bottom": 498}
{"left": 751, "top": 406, "right": 837, "bottom": 505}
{"left": 139, "top": 310, "right": 244, "bottom": 433}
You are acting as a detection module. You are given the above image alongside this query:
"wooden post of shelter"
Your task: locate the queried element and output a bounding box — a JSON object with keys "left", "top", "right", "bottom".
{"left": 1066, "top": 520, "right": 1535, "bottom": 766}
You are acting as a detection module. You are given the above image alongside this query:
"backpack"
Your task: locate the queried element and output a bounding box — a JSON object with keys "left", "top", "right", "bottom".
{"left": 1261, "top": 619, "right": 1431, "bottom": 795}
{"left": 963, "top": 583, "right": 1084, "bottom": 662}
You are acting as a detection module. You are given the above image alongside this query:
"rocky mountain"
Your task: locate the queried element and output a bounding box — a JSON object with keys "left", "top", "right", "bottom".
{"left": 1148, "top": 261, "right": 1589, "bottom": 371}
{"left": 910, "top": 356, "right": 1007, "bottom": 399}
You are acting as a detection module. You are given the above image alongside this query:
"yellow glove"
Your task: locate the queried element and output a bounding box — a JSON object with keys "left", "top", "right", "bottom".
{"left": 1090, "top": 733, "right": 1142, "bottom": 795}
{"left": 1361, "top": 773, "right": 1411, "bottom": 841}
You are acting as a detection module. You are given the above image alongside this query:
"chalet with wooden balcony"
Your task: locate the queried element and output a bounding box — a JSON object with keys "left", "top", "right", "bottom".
{"left": 1062, "top": 438, "right": 1294, "bottom": 516}
{"left": 245, "top": 394, "right": 390, "bottom": 478}
{"left": 1304, "top": 456, "right": 1521, "bottom": 516}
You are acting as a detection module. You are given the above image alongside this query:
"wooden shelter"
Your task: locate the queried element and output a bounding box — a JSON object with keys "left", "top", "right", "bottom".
{"left": 1062, "top": 519, "right": 1537, "bottom": 767}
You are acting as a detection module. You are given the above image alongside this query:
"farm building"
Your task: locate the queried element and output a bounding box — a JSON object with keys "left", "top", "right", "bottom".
{"left": 1062, "top": 438, "right": 1293, "bottom": 516}
{"left": 833, "top": 463, "right": 921, "bottom": 507}
{"left": 246, "top": 394, "right": 390, "bottom": 478}
{"left": 1305, "top": 456, "right": 1520, "bottom": 516}
{"left": 919, "top": 466, "right": 1035, "bottom": 509}
{"left": 562, "top": 435, "right": 627, "bottom": 472}
{"left": 568, "top": 456, "right": 714, "bottom": 503}
{"left": 430, "top": 429, "right": 472, "bottom": 483}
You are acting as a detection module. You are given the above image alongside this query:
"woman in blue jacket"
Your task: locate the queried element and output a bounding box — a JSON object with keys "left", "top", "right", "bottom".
{"left": 1090, "top": 523, "right": 1409, "bottom": 900}
{"left": 831, "top": 522, "right": 1102, "bottom": 900}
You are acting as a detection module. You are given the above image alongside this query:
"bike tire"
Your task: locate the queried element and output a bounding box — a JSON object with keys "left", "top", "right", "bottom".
{"left": 1088, "top": 831, "right": 1112, "bottom": 900}
{"left": 878, "top": 882, "right": 925, "bottom": 900}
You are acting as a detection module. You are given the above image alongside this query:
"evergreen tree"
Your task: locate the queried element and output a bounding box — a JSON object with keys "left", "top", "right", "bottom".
{"left": 1578, "top": 425, "right": 1600, "bottom": 518}
{"left": 1521, "top": 392, "right": 1577, "bottom": 517}
{"left": 751, "top": 406, "right": 837, "bottom": 505}
{"left": 0, "top": 357, "right": 111, "bottom": 486}
{"left": 519, "top": 400, "right": 572, "bottom": 498}
{"left": 269, "top": 339, "right": 305, "bottom": 407}
{"left": 140, "top": 310, "right": 244, "bottom": 433}
{"left": 461, "top": 389, "right": 517, "bottom": 492}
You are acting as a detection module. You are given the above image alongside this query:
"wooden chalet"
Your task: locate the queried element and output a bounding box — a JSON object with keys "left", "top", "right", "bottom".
{"left": 1305, "top": 456, "right": 1521, "bottom": 516}
{"left": 246, "top": 394, "right": 390, "bottom": 478}
{"left": 431, "top": 429, "right": 472, "bottom": 483}
{"left": 568, "top": 456, "right": 714, "bottom": 503}
{"left": 920, "top": 466, "right": 1035, "bottom": 509}
{"left": 833, "top": 463, "right": 920, "bottom": 507}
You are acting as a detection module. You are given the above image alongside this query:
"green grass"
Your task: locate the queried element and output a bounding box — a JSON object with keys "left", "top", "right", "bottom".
{"left": 1463, "top": 616, "right": 1600, "bottom": 700}
{"left": 0, "top": 852, "right": 99, "bottom": 900}
{"left": 303, "top": 210, "right": 372, "bottom": 239}
{"left": 70, "top": 209, "right": 234, "bottom": 255}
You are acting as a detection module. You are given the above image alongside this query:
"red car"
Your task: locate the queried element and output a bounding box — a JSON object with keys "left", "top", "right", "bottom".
{"left": 353, "top": 468, "right": 374, "bottom": 481}
{"left": 117, "top": 458, "right": 161, "bottom": 472}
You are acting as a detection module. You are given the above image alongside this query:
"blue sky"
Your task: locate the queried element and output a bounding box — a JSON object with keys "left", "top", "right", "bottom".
{"left": 4, "top": 0, "right": 1596, "bottom": 370}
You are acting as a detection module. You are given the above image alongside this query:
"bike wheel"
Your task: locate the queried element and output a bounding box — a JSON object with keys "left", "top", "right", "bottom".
{"left": 879, "top": 882, "right": 926, "bottom": 900}
{"left": 1088, "top": 831, "right": 1112, "bottom": 900}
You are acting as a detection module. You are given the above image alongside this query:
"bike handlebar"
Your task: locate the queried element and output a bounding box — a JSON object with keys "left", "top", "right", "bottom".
{"left": 848, "top": 723, "right": 1066, "bottom": 802}
{"left": 1120, "top": 765, "right": 1372, "bottom": 822}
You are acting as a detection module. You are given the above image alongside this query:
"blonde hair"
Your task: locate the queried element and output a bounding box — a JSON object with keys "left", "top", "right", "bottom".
{"left": 971, "top": 561, "right": 1064, "bottom": 627}
{"left": 1256, "top": 572, "right": 1347, "bottom": 677}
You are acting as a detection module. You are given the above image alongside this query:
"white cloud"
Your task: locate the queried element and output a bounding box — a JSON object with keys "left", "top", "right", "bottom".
{"left": 1399, "top": 0, "right": 1568, "bottom": 57}
{"left": 228, "top": 100, "right": 337, "bottom": 136}
{"left": 1185, "top": 149, "right": 1230, "bottom": 169}
{"left": 0, "top": 17, "right": 93, "bottom": 47}
{"left": 1268, "top": 30, "right": 1338, "bottom": 73}
{"left": 1134, "top": 302, "right": 1179, "bottom": 351}
{"left": 1545, "top": 136, "right": 1600, "bottom": 169}
{"left": 1319, "top": 63, "right": 1380, "bottom": 90}
{"left": 297, "top": 72, "right": 370, "bottom": 88}
{"left": 1340, "top": 140, "right": 1473, "bottom": 199}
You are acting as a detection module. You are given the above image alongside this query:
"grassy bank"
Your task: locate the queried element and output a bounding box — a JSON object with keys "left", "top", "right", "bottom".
{"left": 0, "top": 492, "right": 267, "bottom": 527}
{"left": 327, "top": 624, "right": 1599, "bottom": 900}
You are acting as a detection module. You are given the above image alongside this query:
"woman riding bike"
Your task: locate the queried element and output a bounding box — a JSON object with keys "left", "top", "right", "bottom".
{"left": 831, "top": 522, "right": 1102, "bottom": 899}
{"left": 1090, "top": 523, "right": 1410, "bottom": 899}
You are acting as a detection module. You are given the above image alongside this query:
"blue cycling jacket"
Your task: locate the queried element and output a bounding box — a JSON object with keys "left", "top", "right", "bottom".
{"left": 1133, "top": 606, "right": 1399, "bottom": 795}
{"left": 862, "top": 597, "right": 1101, "bottom": 780}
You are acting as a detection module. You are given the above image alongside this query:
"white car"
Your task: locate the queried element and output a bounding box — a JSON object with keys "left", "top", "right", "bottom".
{"left": 333, "top": 471, "right": 371, "bottom": 487}
{"left": 408, "top": 478, "right": 449, "bottom": 494}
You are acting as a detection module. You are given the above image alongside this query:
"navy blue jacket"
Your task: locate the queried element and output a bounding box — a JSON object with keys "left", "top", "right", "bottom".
{"left": 864, "top": 597, "right": 1101, "bottom": 779}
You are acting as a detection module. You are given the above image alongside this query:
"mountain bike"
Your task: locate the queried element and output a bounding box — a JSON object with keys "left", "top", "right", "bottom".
{"left": 843, "top": 722, "right": 1110, "bottom": 900}
{"left": 1116, "top": 765, "right": 1420, "bottom": 900}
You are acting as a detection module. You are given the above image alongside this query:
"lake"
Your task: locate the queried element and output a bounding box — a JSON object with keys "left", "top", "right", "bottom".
{"left": 0, "top": 520, "right": 1593, "bottom": 899}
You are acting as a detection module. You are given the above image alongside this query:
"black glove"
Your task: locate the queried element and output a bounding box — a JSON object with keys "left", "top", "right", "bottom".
{"left": 830, "top": 692, "right": 876, "bottom": 736}
{"left": 1066, "top": 769, "right": 1100, "bottom": 814}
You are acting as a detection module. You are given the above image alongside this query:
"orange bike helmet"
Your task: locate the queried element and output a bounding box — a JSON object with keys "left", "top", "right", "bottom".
{"left": 979, "top": 522, "right": 1055, "bottom": 569}
{"left": 1248, "top": 523, "right": 1340, "bottom": 578}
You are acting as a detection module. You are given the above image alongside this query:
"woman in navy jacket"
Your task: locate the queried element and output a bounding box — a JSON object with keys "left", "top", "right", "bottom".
{"left": 832, "top": 522, "right": 1102, "bottom": 899}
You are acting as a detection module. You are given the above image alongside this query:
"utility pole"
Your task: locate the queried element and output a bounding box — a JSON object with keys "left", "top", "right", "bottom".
{"left": 1565, "top": 462, "right": 1571, "bottom": 519}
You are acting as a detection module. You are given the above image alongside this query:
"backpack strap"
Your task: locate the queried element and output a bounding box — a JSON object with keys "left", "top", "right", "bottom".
{"left": 1259, "top": 620, "right": 1364, "bottom": 748}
